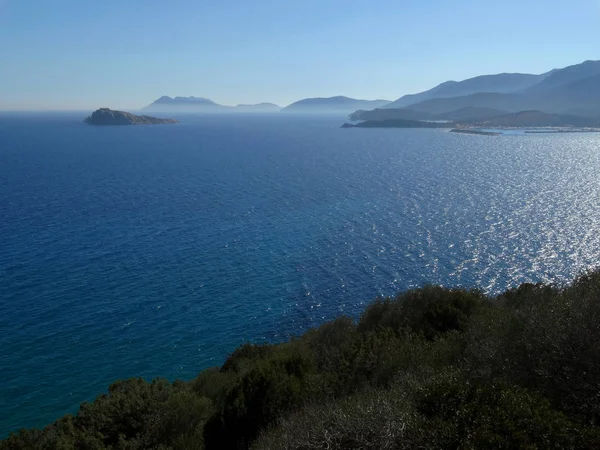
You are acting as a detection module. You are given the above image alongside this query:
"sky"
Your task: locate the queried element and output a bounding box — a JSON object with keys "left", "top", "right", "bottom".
{"left": 0, "top": 0, "right": 599, "bottom": 110}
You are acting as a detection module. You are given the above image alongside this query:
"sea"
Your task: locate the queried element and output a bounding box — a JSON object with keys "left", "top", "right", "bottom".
{"left": 1, "top": 112, "right": 600, "bottom": 436}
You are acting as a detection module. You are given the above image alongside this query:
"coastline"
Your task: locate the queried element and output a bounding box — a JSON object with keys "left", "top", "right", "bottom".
{"left": 449, "top": 128, "right": 500, "bottom": 136}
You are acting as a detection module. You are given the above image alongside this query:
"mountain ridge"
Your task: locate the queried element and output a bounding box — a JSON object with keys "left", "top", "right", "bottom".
{"left": 281, "top": 96, "right": 391, "bottom": 114}
{"left": 375, "top": 60, "right": 600, "bottom": 118}
{"left": 385, "top": 72, "right": 549, "bottom": 109}
{"left": 144, "top": 96, "right": 281, "bottom": 112}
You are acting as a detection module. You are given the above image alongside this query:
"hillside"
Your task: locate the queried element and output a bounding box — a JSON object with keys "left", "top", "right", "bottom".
{"left": 281, "top": 96, "right": 391, "bottom": 114}
{"left": 441, "top": 106, "right": 509, "bottom": 122}
{"left": 4, "top": 271, "right": 600, "bottom": 449}
{"left": 532, "top": 74, "right": 600, "bottom": 117}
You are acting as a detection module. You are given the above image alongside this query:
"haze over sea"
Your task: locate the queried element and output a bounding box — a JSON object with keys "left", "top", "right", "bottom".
{"left": 1, "top": 112, "right": 600, "bottom": 436}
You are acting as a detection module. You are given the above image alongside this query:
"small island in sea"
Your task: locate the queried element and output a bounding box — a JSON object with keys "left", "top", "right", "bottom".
{"left": 84, "top": 108, "right": 178, "bottom": 126}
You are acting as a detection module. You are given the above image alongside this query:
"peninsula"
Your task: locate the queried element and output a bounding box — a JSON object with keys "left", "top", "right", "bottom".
{"left": 342, "top": 119, "right": 451, "bottom": 129}
{"left": 84, "top": 108, "right": 178, "bottom": 126}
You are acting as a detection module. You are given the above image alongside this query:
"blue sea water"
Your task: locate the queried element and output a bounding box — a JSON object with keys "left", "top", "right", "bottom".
{"left": 1, "top": 112, "right": 600, "bottom": 436}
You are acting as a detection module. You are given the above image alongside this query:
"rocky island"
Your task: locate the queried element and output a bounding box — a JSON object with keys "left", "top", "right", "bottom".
{"left": 84, "top": 108, "right": 178, "bottom": 126}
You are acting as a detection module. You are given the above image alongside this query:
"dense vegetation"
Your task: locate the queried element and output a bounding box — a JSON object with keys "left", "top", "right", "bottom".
{"left": 4, "top": 270, "right": 600, "bottom": 449}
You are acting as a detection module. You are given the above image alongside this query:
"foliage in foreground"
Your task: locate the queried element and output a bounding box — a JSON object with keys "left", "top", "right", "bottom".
{"left": 3, "top": 272, "right": 600, "bottom": 449}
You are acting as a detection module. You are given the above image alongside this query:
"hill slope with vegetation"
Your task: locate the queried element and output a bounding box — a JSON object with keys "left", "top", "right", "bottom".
{"left": 4, "top": 270, "right": 600, "bottom": 449}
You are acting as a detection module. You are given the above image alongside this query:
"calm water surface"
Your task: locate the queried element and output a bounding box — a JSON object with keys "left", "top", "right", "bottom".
{"left": 1, "top": 112, "right": 600, "bottom": 435}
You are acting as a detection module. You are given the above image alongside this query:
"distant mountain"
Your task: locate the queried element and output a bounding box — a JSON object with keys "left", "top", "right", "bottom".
{"left": 282, "top": 96, "right": 391, "bottom": 114}
{"left": 144, "top": 96, "right": 281, "bottom": 113}
{"left": 385, "top": 73, "right": 548, "bottom": 109}
{"left": 373, "top": 60, "right": 600, "bottom": 118}
{"left": 144, "top": 96, "right": 224, "bottom": 112}
{"left": 234, "top": 103, "right": 281, "bottom": 112}
{"left": 525, "top": 60, "right": 600, "bottom": 93}
{"left": 84, "top": 108, "right": 177, "bottom": 126}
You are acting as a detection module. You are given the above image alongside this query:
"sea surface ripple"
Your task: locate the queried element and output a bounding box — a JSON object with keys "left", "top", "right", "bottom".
{"left": 1, "top": 112, "right": 600, "bottom": 435}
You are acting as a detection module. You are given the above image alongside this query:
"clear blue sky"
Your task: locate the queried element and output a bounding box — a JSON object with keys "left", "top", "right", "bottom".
{"left": 1, "top": 0, "right": 598, "bottom": 110}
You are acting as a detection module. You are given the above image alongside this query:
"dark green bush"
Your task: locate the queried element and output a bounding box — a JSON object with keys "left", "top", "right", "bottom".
{"left": 358, "top": 286, "right": 486, "bottom": 339}
{"left": 204, "top": 345, "right": 316, "bottom": 449}
{"left": 464, "top": 272, "right": 600, "bottom": 424}
{"left": 1, "top": 379, "right": 212, "bottom": 450}
{"left": 418, "top": 377, "right": 596, "bottom": 449}
{"left": 252, "top": 387, "right": 420, "bottom": 450}
{"left": 221, "top": 343, "right": 275, "bottom": 374}
{"left": 191, "top": 367, "right": 236, "bottom": 404}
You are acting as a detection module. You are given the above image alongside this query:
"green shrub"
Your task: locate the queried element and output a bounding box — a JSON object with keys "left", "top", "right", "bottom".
{"left": 464, "top": 272, "right": 600, "bottom": 424}
{"left": 417, "top": 377, "right": 596, "bottom": 449}
{"left": 221, "top": 343, "right": 275, "bottom": 374}
{"left": 191, "top": 367, "right": 236, "bottom": 405}
{"left": 252, "top": 387, "right": 421, "bottom": 450}
{"left": 1, "top": 379, "right": 212, "bottom": 450}
{"left": 204, "top": 346, "right": 316, "bottom": 449}
{"left": 358, "top": 286, "right": 486, "bottom": 339}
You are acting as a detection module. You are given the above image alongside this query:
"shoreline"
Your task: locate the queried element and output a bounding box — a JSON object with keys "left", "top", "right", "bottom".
{"left": 449, "top": 128, "right": 500, "bottom": 136}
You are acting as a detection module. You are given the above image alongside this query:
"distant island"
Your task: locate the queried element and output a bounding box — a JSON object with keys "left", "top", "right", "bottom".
{"left": 84, "top": 108, "right": 178, "bottom": 126}
{"left": 233, "top": 103, "right": 282, "bottom": 112}
{"left": 144, "top": 96, "right": 281, "bottom": 113}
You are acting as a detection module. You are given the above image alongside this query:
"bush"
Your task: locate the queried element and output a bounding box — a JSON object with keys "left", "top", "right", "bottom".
{"left": 464, "top": 272, "right": 600, "bottom": 424}
{"left": 1, "top": 379, "right": 212, "bottom": 450}
{"left": 417, "top": 377, "right": 596, "bottom": 449}
{"left": 252, "top": 387, "right": 421, "bottom": 450}
{"left": 204, "top": 345, "right": 316, "bottom": 449}
{"left": 358, "top": 286, "right": 486, "bottom": 339}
